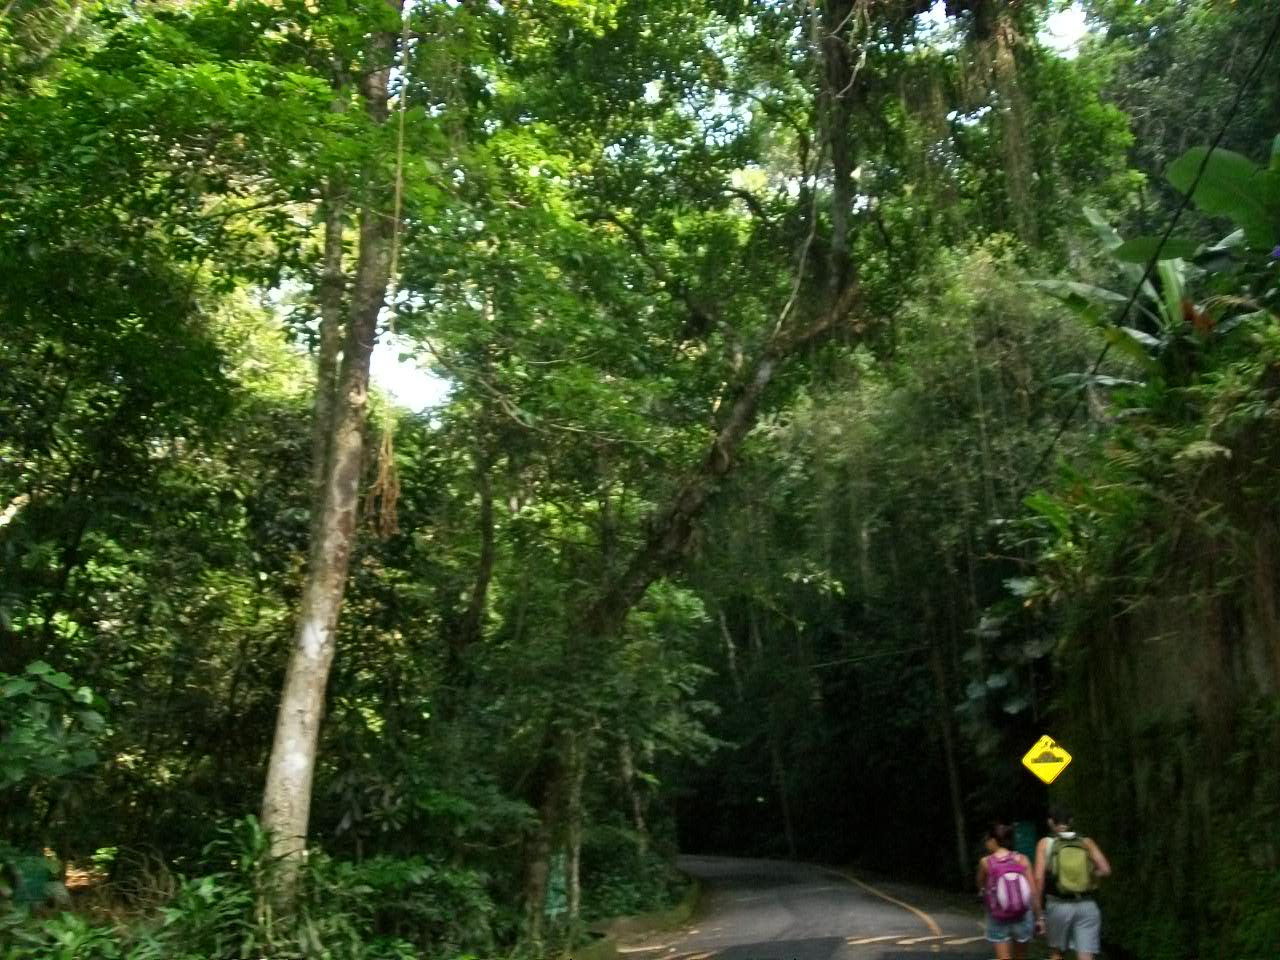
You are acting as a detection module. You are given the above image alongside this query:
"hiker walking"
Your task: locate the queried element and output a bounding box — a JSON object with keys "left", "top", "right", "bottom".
{"left": 977, "top": 821, "right": 1037, "bottom": 959}
{"left": 1034, "top": 804, "right": 1112, "bottom": 960}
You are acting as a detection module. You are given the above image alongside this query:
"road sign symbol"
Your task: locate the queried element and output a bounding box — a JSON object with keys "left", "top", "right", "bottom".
{"left": 1022, "top": 735, "right": 1072, "bottom": 784}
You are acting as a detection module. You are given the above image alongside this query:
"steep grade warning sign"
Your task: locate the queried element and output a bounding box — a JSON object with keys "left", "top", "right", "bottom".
{"left": 1021, "top": 735, "right": 1072, "bottom": 784}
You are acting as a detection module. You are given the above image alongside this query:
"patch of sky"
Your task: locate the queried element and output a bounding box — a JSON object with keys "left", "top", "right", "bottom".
{"left": 912, "top": 0, "right": 1088, "bottom": 57}
{"left": 371, "top": 334, "right": 451, "bottom": 413}
{"left": 912, "top": 0, "right": 963, "bottom": 52}
{"left": 1041, "top": 3, "right": 1088, "bottom": 59}
{"left": 261, "top": 275, "right": 446, "bottom": 415}
{"left": 947, "top": 104, "right": 992, "bottom": 126}
{"left": 670, "top": 86, "right": 751, "bottom": 147}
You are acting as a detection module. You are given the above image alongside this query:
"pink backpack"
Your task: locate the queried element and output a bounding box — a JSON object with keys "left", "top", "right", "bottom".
{"left": 985, "top": 852, "right": 1032, "bottom": 922}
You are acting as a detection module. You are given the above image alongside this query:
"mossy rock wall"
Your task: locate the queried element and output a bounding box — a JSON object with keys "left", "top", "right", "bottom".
{"left": 1054, "top": 525, "right": 1280, "bottom": 958}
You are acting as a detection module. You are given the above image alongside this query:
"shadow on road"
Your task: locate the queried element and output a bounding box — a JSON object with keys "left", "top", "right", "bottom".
{"left": 697, "top": 943, "right": 993, "bottom": 960}
{"left": 704, "top": 936, "right": 847, "bottom": 960}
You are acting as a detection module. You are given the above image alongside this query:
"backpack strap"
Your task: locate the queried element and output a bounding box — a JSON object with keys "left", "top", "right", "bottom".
{"left": 1046, "top": 837, "right": 1061, "bottom": 897}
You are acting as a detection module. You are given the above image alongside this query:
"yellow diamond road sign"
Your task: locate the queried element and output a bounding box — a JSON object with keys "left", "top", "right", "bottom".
{"left": 1022, "top": 735, "right": 1072, "bottom": 784}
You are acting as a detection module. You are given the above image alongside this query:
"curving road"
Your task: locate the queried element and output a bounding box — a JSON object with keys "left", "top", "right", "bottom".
{"left": 618, "top": 856, "right": 992, "bottom": 960}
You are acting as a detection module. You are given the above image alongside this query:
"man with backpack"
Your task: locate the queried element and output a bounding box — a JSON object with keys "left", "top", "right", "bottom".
{"left": 1034, "top": 804, "right": 1112, "bottom": 960}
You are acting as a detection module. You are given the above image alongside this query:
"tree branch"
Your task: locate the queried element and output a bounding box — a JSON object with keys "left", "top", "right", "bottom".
{"left": 724, "top": 187, "right": 776, "bottom": 227}
{"left": 582, "top": 279, "right": 863, "bottom": 637}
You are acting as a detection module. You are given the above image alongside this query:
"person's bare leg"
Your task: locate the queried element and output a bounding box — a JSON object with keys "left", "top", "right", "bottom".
{"left": 994, "top": 941, "right": 1013, "bottom": 960}
{"left": 1010, "top": 939, "right": 1029, "bottom": 959}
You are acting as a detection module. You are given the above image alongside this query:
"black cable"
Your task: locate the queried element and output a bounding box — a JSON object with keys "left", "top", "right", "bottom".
{"left": 1023, "top": 6, "right": 1280, "bottom": 489}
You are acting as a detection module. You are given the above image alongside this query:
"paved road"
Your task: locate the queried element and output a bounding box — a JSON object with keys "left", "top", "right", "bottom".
{"left": 618, "top": 856, "right": 992, "bottom": 960}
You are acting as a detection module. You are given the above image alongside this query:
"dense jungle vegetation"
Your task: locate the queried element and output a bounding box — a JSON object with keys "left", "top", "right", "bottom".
{"left": 2, "top": 0, "right": 1279, "bottom": 957}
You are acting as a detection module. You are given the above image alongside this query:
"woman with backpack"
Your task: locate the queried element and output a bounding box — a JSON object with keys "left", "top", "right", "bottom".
{"left": 977, "top": 821, "right": 1038, "bottom": 958}
{"left": 1033, "top": 804, "right": 1112, "bottom": 960}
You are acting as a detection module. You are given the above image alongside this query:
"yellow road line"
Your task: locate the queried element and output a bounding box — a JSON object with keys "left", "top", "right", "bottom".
{"left": 825, "top": 868, "right": 943, "bottom": 937}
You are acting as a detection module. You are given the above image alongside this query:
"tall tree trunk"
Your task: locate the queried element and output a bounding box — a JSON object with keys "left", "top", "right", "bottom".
{"left": 618, "top": 737, "right": 648, "bottom": 855}
{"left": 821, "top": 0, "right": 857, "bottom": 299}
{"left": 751, "top": 611, "right": 797, "bottom": 858}
{"left": 446, "top": 449, "right": 496, "bottom": 681}
{"left": 929, "top": 639, "right": 968, "bottom": 886}
{"left": 981, "top": 4, "right": 1036, "bottom": 243}
{"left": 718, "top": 609, "right": 744, "bottom": 701}
{"left": 523, "top": 755, "right": 561, "bottom": 947}
{"left": 39, "top": 507, "right": 91, "bottom": 652}
{"left": 565, "top": 731, "right": 587, "bottom": 939}
{"left": 967, "top": 309, "right": 997, "bottom": 515}
{"left": 261, "top": 6, "right": 401, "bottom": 877}
{"left": 770, "top": 735, "right": 798, "bottom": 859}
{"left": 308, "top": 183, "right": 346, "bottom": 539}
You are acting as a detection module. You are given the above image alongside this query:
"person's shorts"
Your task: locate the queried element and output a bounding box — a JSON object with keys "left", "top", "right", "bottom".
{"left": 985, "top": 908, "right": 1034, "bottom": 943}
{"left": 1046, "top": 896, "right": 1102, "bottom": 954}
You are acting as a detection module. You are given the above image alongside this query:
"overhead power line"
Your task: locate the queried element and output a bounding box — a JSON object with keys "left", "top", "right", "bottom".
{"left": 1024, "top": 7, "right": 1280, "bottom": 487}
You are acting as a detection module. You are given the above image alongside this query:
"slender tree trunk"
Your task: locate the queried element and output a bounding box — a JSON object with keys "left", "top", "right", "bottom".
{"left": 752, "top": 611, "right": 797, "bottom": 858}
{"left": 565, "top": 732, "right": 587, "bottom": 938}
{"left": 261, "top": 7, "right": 401, "bottom": 878}
{"left": 447, "top": 449, "right": 496, "bottom": 676}
{"left": 929, "top": 639, "right": 968, "bottom": 886}
{"left": 718, "top": 610, "right": 744, "bottom": 701}
{"left": 308, "top": 184, "right": 346, "bottom": 539}
{"left": 985, "top": 6, "right": 1035, "bottom": 242}
{"left": 967, "top": 310, "right": 997, "bottom": 515}
{"left": 769, "top": 735, "right": 798, "bottom": 859}
{"left": 39, "top": 507, "right": 91, "bottom": 651}
{"left": 523, "top": 756, "right": 561, "bottom": 947}
{"left": 618, "top": 737, "right": 648, "bottom": 854}
{"left": 821, "top": 0, "right": 857, "bottom": 300}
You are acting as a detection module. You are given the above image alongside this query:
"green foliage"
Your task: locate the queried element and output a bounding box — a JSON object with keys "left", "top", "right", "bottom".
{"left": 0, "top": 817, "right": 494, "bottom": 959}
{"left": 1023, "top": 139, "right": 1280, "bottom": 605}
{"left": 1014, "top": 135, "right": 1280, "bottom": 958}
{"left": 0, "top": 664, "right": 106, "bottom": 854}
{"left": 4, "top": 0, "right": 1277, "bottom": 955}
{"left": 580, "top": 824, "right": 688, "bottom": 922}
{"left": 1212, "top": 698, "right": 1280, "bottom": 958}
{"left": 0, "top": 662, "right": 105, "bottom": 793}
{"left": 683, "top": 235, "right": 1109, "bottom": 877}
{"left": 1167, "top": 146, "right": 1280, "bottom": 249}
{"left": 1082, "top": 0, "right": 1280, "bottom": 234}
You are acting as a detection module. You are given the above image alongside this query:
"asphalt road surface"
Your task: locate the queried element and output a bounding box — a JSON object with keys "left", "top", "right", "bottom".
{"left": 618, "top": 856, "right": 993, "bottom": 960}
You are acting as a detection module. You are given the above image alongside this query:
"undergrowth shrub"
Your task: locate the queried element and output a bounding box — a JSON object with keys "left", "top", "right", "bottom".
{"left": 580, "top": 822, "right": 688, "bottom": 922}
{"left": 0, "top": 817, "right": 496, "bottom": 960}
